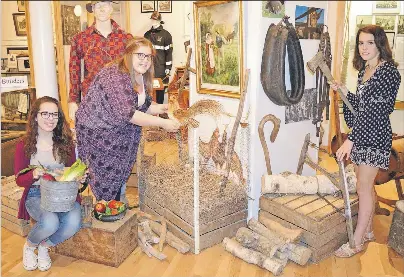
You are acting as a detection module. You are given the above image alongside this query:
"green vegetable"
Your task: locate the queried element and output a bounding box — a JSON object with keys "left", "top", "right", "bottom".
{"left": 16, "top": 165, "right": 39, "bottom": 178}
{"left": 105, "top": 206, "right": 111, "bottom": 215}
{"left": 118, "top": 204, "right": 126, "bottom": 213}
{"left": 59, "top": 159, "right": 87, "bottom": 181}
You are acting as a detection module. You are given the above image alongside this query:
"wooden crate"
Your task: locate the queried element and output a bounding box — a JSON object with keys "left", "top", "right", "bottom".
{"left": 55, "top": 209, "right": 138, "bottom": 267}
{"left": 1, "top": 176, "right": 31, "bottom": 236}
{"left": 259, "top": 193, "right": 359, "bottom": 263}
{"left": 140, "top": 193, "right": 247, "bottom": 253}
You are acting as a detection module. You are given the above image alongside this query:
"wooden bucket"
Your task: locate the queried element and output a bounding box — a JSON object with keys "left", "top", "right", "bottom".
{"left": 375, "top": 137, "right": 404, "bottom": 185}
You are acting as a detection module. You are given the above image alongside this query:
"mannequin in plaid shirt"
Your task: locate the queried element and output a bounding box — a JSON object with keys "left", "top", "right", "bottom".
{"left": 68, "top": 1, "right": 133, "bottom": 121}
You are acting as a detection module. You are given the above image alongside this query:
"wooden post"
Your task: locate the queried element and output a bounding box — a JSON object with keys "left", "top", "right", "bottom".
{"left": 220, "top": 69, "right": 250, "bottom": 193}
{"left": 178, "top": 47, "right": 196, "bottom": 106}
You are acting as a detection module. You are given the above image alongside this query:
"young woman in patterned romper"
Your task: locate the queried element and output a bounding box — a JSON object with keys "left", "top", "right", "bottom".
{"left": 75, "top": 37, "right": 180, "bottom": 202}
{"left": 331, "top": 25, "right": 401, "bottom": 257}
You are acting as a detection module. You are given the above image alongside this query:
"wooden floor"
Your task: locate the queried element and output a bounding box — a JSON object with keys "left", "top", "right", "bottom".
{"left": 2, "top": 148, "right": 404, "bottom": 277}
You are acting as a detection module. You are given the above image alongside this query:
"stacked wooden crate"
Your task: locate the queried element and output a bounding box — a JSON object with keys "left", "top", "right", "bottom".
{"left": 259, "top": 193, "right": 359, "bottom": 263}
{"left": 1, "top": 176, "right": 31, "bottom": 236}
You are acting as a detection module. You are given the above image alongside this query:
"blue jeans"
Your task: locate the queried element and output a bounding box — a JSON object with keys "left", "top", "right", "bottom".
{"left": 25, "top": 187, "right": 82, "bottom": 246}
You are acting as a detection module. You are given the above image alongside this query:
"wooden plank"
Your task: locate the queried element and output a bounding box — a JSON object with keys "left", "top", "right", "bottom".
{"left": 284, "top": 195, "right": 319, "bottom": 210}
{"left": 140, "top": 193, "right": 165, "bottom": 217}
{"left": 164, "top": 205, "right": 194, "bottom": 236}
{"left": 200, "top": 210, "right": 247, "bottom": 235}
{"left": 295, "top": 195, "right": 340, "bottom": 215}
{"left": 311, "top": 194, "right": 359, "bottom": 220}
{"left": 271, "top": 194, "right": 303, "bottom": 205}
{"left": 1, "top": 205, "right": 19, "bottom": 218}
{"left": 260, "top": 195, "right": 317, "bottom": 232}
{"left": 305, "top": 232, "right": 351, "bottom": 263}
{"left": 1, "top": 211, "right": 29, "bottom": 226}
{"left": 259, "top": 210, "right": 358, "bottom": 249}
{"left": 1, "top": 217, "right": 31, "bottom": 237}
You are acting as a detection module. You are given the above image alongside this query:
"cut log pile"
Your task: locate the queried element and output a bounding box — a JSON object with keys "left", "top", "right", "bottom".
{"left": 222, "top": 217, "right": 312, "bottom": 275}
{"left": 135, "top": 211, "right": 190, "bottom": 260}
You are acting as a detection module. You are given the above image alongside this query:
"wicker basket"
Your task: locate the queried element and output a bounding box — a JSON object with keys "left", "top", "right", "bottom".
{"left": 40, "top": 179, "right": 79, "bottom": 212}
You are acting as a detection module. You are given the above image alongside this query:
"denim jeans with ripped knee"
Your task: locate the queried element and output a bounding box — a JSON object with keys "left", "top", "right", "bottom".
{"left": 25, "top": 187, "right": 82, "bottom": 246}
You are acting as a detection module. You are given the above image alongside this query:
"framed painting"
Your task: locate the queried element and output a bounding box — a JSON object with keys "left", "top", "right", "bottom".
{"left": 141, "top": 1, "right": 155, "bottom": 13}
{"left": 373, "top": 1, "right": 401, "bottom": 14}
{"left": 157, "top": 1, "right": 172, "bottom": 13}
{"left": 375, "top": 15, "right": 396, "bottom": 31}
{"left": 12, "top": 13, "right": 27, "bottom": 36}
{"left": 17, "top": 1, "right": 25, "bottom": 12}
{"left": 193, "top": 1, "right": 243, "bottom": 98}
{"left": 398, "top": 15, "right": 404, "bottom": 35}
{"left": 7, "top": 47, "right": 29, "bottom": 56}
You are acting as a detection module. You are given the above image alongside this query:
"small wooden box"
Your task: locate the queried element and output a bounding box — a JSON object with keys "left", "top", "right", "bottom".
{"left": 259, "top": 193, "right": 359, "bottom": 263}
{"left": 1, "top": 176, "right": 31, "bottom": 236}
{"left": 55, "top": 209, "right": 138, "bottom": 267}
{"left": 388, "top": 208, "right": 404, "bottom": 256}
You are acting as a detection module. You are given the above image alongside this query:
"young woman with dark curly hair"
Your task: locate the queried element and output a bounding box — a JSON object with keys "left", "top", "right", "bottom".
{"left": 14, "top": 96, "right": 82, "bottom": 271}
{"left": 331, "top": 25, "right": 401, "bottom": 258}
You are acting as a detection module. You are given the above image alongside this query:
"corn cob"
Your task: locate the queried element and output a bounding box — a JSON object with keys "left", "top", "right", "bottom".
{"left": 59, "top": 159, "right": 87, "bottom": 181}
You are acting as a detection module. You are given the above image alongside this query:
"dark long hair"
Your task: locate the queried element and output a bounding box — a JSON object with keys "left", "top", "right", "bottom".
{"left": 353, "top": 25, "right": 398, "bottom": 71}
{"left": 23, "top": 96, "right": 74, "bottom": 164}
{"left": 107, "top": 36, "right": 156, "bottom": 94}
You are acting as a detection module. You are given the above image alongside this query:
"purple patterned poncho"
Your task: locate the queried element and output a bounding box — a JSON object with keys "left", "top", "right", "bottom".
{"left": 75, "top": 64, "right": 152, "bottom": 201}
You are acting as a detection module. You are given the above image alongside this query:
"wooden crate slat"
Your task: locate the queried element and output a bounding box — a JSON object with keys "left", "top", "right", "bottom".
{"left": 285, "top": 195, "right": 319, "bottom": 210}
{"left": 259, "top": 210, "right": 358, "bottom": 249}
{"left": 309, "top": 194, "right": 359, "bottom": 221}
{"left": 260, "top": 196, "right": 318, "bottom": 232}
{"left": 295, "top": 195, "right": 338, "bottom": 216}
{"left": 271, "top": 194, "right": 303, "bottom": 205}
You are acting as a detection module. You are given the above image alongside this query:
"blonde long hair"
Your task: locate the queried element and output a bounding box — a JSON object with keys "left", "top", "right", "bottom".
{"left": 109, "top": 36, "right": 156, "bottom": 94}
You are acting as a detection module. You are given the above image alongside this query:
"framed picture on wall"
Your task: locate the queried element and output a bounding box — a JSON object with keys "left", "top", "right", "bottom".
{"left": 17, "top": 1, "right": 26, "bottom": 12}
{"left": 6, "top": 47, "right": 29, "bottom": 56}
{"left": 17, "top": 56, "right": 30, "bottom": 72}
{"left": 141, "top": 1, "right": 155, "bottom": 13}
{"left": 1, "top": 58, "right": 9, "bottom": 73}
{"left": 398, "top": 15, "right": 404, "bottom": 35}
{"left": 372, "top": 1, "right": 401, "bottom": 14}
{"left": 61, "top": 5, "right": 81, "bottom": 45}
{"left": 157, "top": 1, "right": 172, "bottom": 13}
{"left": 194, "top": 0, "right": 244, "bottom": 98}
{"left": 375, "top": 15, "right": 396, "bottom": 31}
{"left": 12, "top": 13, "right": 27, "bottom": 36}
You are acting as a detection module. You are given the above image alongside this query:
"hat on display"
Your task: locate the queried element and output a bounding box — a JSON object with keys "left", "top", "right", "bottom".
{"left": 150, "top": 11, "right": 164, "bottom": 24}
{"left": 86, "top": 1, "right": 118, "bottom": 13}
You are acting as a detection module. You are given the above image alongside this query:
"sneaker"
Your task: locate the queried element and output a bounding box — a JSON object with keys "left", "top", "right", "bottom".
{"left": 23, "top": 243, "right": 38, "bottom": 271}
{"left": 37, "top": 244, "right": 52, "bottom": 271}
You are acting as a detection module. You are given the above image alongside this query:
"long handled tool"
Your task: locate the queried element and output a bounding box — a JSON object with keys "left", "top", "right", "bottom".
{"left": 296, "top": 133, "right": 355, "bottom": 248}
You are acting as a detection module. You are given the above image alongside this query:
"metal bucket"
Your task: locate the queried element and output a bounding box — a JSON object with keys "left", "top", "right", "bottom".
{"left": 40, "top": 179, "right": 79, "bottom": 212}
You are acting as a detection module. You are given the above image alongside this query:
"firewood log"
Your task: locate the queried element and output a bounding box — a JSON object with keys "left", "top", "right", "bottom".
{"left": 222, "top": 237, "right": 286, "bottom": 276}
{"left": 396, "top": 200, "right": 404, "bottom": 213}
{"left": 275, "top": 243, "right": 312, "bottom": 266}
{"left": 149, "top": 221, "right": 190, "bottom": 253}
{"left": 139, "top": 220, "right": 160, "bottom": 244}
{"left": 235, "top": 227, "right": 282, "bottom": 257}
{"left": 261, "top": 169, "right": 356, "bottom": 195}
{"left": 247, "top": 219, "right": 290, "bottom": 251}
{"left": 138, "top": 230, "right": 167, "bottom": 260}
{"left": 257, "top": 215, "right": 303, "bottom": 243}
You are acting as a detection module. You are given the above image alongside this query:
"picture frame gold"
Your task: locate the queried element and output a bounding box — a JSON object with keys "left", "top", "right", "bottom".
{"left": 12, "top": 13, "right": 27, "bottom": 36}
{"left": 193, "top": 0, "right": 244, "bottom": 98}
{"left": 17, "top": 1, "right": 25, "bottom": 12}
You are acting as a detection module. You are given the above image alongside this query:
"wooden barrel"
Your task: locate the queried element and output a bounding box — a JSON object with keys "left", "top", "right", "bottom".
{"left": 375, "top": 138, "right": 404, "bottom": 185}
